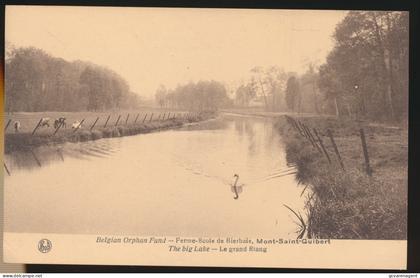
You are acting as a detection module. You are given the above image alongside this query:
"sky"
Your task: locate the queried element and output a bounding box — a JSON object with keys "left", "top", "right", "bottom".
{"left": 6, "top": 6, "right": 347, "bottom": 98}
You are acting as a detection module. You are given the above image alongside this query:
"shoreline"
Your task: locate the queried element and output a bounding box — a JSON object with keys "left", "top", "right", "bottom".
{"left": 5, "top": 112, "right": 214, "bottom": 154}
{"left": 275, "top": 115, "right": 407, "bottom": 239}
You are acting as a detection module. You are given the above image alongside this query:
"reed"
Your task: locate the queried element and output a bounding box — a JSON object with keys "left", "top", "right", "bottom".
{"left": 276, "top": 116, "right": 407, "bottom": 239}
{"left": 283, "top": 204, "right": 306, "bottom": 239}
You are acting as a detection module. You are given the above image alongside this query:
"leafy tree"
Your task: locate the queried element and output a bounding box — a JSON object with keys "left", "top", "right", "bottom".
{"left": 285, "top": 76, "right": 300, "bottom": 112}
{"left": 157, "top": 80, "right": 231, "bottom": 112}
{"left": 5, "top": 46, "right": 140, "bottom": 112}
{"left": 318, "top": 11, "right": 408, "bottom": 122}
{"left": 155, "top": 85, "right": 167, "bottom": 108}
{"left": 235, "top": 83, "right": 256, "bottom": 107}
{"left": 300, "top": 64, "right": 320, "bottom": 114}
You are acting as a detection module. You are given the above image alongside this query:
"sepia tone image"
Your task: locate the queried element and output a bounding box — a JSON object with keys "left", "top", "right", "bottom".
{"left": 3, "top": 5, "right": 408, "bottom": 256}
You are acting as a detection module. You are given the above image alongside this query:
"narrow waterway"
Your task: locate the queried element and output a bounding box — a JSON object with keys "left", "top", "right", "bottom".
{"left": 4, "top": 114, "right": 307, "bottom": 237}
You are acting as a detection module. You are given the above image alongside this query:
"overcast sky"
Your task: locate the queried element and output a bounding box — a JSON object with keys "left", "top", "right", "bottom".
{"left": 6, "top": 6, "right": 347, "bottom": 98}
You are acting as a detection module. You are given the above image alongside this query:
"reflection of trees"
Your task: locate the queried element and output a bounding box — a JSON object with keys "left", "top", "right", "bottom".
{"left": 6, "top": 149, "right": 57, "bottom": 171}
{"left": 244, "top": 121, "right": 256, "bottom": 155}
{"left": 234, "top": 119, "right": 245, "bottom": 137}
{"left": 233, "top": 118, "right": 275, "bottom": 157}
{"left": 262, "top": 120, "right": 278, "bottom": 155}
{"left": 5, "top": 140, "right": 119, "bottom": 172}
{"left": 182, "top": 118, "right": 228, "bottom": 131}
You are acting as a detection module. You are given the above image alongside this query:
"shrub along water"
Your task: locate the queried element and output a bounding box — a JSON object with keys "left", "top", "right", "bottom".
{"left": 276, "top": 116, "right": 407, "bottom": 239}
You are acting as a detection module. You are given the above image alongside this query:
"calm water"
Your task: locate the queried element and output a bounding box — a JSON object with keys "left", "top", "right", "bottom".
{"left": 4, "top": 114, "right": 306, "bottom": 237}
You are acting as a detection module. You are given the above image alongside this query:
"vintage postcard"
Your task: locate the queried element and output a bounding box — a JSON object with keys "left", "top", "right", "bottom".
{"left": 3, "top": 6, "right": 408, "bottom": 269}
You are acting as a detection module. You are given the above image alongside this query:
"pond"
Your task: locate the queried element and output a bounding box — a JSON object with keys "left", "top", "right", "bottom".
{"left": 4, "top": 114, "right": 307, "bottom": 238}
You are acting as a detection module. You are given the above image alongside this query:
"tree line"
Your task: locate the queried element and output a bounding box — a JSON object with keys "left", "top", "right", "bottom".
{"left": 6, "top": 10, "right": 408, "bottom": 122}
{"left": 318, "top": 11, "right": 408, "bottom": 122}
{"left": 155, "top": 80, "right": 232, "bottom": 111}
{"left": 5, "top": 46, "right": 141, "bottom": 112}
{"left": 233, "top": 65, "right": 320, "bottom": 113}
{"left": 233, "top": 11, "right": 408, "bottom": 123}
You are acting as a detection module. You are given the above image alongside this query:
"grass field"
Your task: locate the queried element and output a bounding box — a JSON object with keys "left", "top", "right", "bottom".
{"left": 276, "top": 116, "right": 407, "bottom": 239}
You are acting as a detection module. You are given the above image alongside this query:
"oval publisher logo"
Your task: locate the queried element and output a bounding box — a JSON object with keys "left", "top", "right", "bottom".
{"left": 38, "top": 239, "right": 52, "bottom": 253}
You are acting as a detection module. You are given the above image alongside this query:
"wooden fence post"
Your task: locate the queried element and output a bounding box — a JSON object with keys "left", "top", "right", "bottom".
{"left": 162, "top": 112, "right": 166, "bottom": 121}
{"left": 291, "top": 118, "right": 305, "bottom": 137}
{"left": 327, "top": 129, "right": 345, "bottom": 170}
{"left": 296, "top": 120, "right": 306, "bottom": 137}
{"left": 142, "top": 113, "right": 148, "bottom": 123}
{"left": 104, "top": 115, "right": 111, "bottom": 128}
{"left": 306, "top": 125, "right": 321, "bottom": 151}
{"left": 359, "top": 128, "right": 372, "bottom": 176}
{"left": 115, "top": 115, "right": 121, "bottom": 126}
{"left": 90, "top": 117, "right": 100, "bottom": 131}
{"left": 298, "top": 121, "right": 309, "bottom": 139}
{"left": 303, "top": 123, "right": 323, "bottom": 154}
{"left": 53, "top": 121, "right": 64, "bottom": 135}
{"left": 157, "top": 113, "right": 162, "bottom": 121}
{"left": 303, "top": 124, "right": 314, "bottom": 142}
{"left": 32, "top": 118, "right": 43, "bottom": 136}
{"left": 4, "top": 163, "right": 11, "bottom": 176}
{"left": 73, "top": 119, "right": 85, "bottom": 133}
{"left": 125, "top": 114, "right": 130, "bottom": 125}
{"left": 286, "top": 116, "right": 302, "bottom": 136}
{"left": 5, "top": 119, "right": 11, "bottom": 131}
{"left": 301, "top": 123, "right": 316, "bottom": 147}
{"left": 149, "top": 113, "right": 154, "bottom": 122}
{"left": 134, "top": 113, "right": 140, "bottom": 123}
{"left": 313, "top": 128, "right": 331, "bottom": 164}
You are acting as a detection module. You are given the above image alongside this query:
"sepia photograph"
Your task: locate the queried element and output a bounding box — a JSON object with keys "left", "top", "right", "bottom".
{"left": 2, "top": 5, "right": 409, "bottom": 269}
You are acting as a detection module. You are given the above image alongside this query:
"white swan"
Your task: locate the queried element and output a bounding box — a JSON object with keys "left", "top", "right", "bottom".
{"left": 231, "top": 174, "right": 243, "bottom": 200}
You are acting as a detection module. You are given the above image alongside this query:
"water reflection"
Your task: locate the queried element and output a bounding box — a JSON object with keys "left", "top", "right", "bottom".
{"left": 4, "top": 139, "right": 121, "bottom": 172}
{"left": 4, "top": 115, "right": 306, "bottom": 237}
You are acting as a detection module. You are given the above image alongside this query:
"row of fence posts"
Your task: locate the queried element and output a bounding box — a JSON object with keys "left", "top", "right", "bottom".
{"left": 5, "top": 111, "right": 200, "bottom": 136}
{"left": 4, "top": 111, "right": 199, "bottom": 176}
{"left": 284, "top": 115, "right": 372, "bottom": 176}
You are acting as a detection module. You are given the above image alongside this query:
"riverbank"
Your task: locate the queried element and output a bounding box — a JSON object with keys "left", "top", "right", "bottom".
{"left": 276, "top": 116, "right": 407, "bottom": 239}
{"left": 221, "top": 108, "right": 318, "bottom": 119}
{"left": 5, "top": 111, "right": 215, "bottom": 153}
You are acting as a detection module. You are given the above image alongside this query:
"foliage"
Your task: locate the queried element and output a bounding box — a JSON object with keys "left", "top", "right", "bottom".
{"left": 318, "top": 11, "right": 409, "bottom": 122}
{"left": 285, "top": 76, "right": 300, "bottom": 111}
{"left": 155, "top": 85, "right": 167, "bottom": 108}
{"left": 277, "top": 116, "right": 407, "bottom": 239}
{"left": 5, "top": 47, "right": 141, "bottom": 112}
{"left": 155, "top": 80, "right": 232, "bottom": 111}
{"left": 234, "top": 83, "right": 256, "bottom": 107}
{"left": 233, "top": 66, "right": 292, "bottom": 111}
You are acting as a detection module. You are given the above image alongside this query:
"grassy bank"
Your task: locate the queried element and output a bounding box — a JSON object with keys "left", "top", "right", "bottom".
{"left": 5, "top": 111, "right": 214, "bottom": 153}
{"left": 276, "top": 116, "right": 407, "bottom": 239}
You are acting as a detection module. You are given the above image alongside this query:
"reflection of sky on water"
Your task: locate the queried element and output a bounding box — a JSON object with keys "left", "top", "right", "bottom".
{"left": 4, "top": 115, "right": 306, "bottom": 238}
